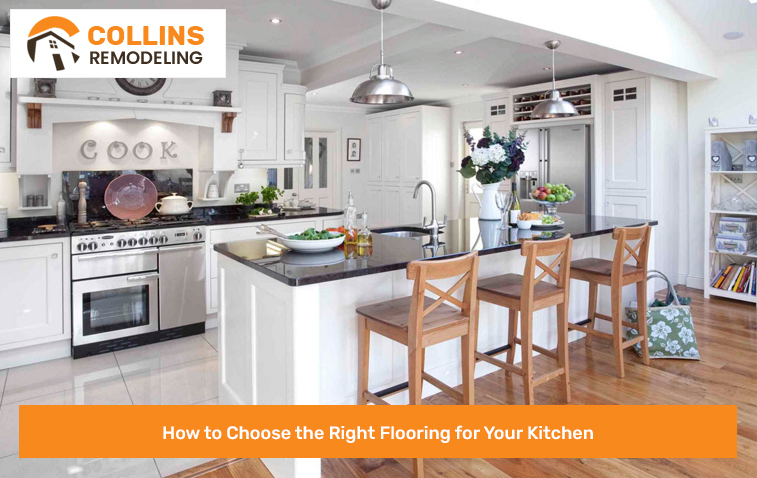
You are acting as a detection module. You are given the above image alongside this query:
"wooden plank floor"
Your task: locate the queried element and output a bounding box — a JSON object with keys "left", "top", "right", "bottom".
{"left": 176, "top": 287, "right": 757, "bottom": 478}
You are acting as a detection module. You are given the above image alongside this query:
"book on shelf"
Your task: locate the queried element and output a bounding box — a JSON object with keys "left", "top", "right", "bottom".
{"left": 712, "top": 263, "right": 734, "bottom": 289}
{"left": 712, "top": 262, "right": 757, "bottom": 295}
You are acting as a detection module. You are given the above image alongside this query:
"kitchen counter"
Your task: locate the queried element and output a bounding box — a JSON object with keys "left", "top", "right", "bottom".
{"left": 214, "top": 213, "right": 659, "bottom": 478}
{"left": 0, "top": 217, "right": 70, "bottom": 244}
{"left": 214, "top": 213, "right": 658, "bottom": 286}
{"left": 1, "top": 207, "right": 344, "bottom": 242}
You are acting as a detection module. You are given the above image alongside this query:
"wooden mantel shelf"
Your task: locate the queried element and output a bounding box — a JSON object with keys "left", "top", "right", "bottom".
{"left": 17, "top": 95, "right": 242, "bottom": 132}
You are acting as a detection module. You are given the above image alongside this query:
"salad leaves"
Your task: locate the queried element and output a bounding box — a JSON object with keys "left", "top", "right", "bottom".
{"left": 288, "top": 228, "right": 343, "bottom": 241}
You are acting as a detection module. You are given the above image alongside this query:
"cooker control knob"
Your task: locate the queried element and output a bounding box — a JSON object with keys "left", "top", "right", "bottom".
{"left": 77, "top": 243, "right": 87, "bottom": 252}
{"left": 116, "top": 239, "right": 127, "bottom": 248}
{"left": 87, "top": 242, "right": 98, "bottom": 251}
{"left": 159, "top": 235, "right": 168, "bottom": 245}
{"left": 138, "top": 237, "right": 148, "bottom": 246}
{"left": 128, "top": 238, "right": 137, "bottom": 247}
{"left": 193, "top": 232, "right": 203, "bottom": 241}
{"left": 149, "top": 236, "right": 158, "bottom": 245}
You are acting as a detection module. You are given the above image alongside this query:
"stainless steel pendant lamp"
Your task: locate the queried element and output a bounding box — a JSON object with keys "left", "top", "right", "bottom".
{"left": 531, "top": 40, "right": 578, "bottom": 119}
{"left": 350, "top": 0, "right": 414, "bottom": 104}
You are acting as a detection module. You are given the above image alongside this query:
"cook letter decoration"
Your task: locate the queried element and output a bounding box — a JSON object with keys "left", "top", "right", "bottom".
{"left": 133, "top": 142, "right": 153, "bottom": 160}
{"left": 107, "top": 141, "right": 128, "bottom": 161}
{"left": 80, "top": 140, "right": 97, "bottom": 160}
{"left": 161, "top": 141, "right": 178, "bottom": 159}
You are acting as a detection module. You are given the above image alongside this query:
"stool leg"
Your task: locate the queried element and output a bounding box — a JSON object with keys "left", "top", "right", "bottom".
{"left": 636, "top": 281, "right": 651, "bottom": 366}
{"left": 611, "top": 285, "right": 625, "bottom": 379}
{"left": 585, "top": 282, "right": 598, "bottom": 347}
{"left": 556, "top": 302, "right": 571, "bottom": 403}
{"left": 357, "top": 315, "right": 370, "bottom": 405}
{"left": 461, "top": 331, "right": 475, "bottom": 405}
{"left": 520, "top": 308, "right": 535, "bottom": 405}
{"left": 505, "top": 308, "right": 518, "bottom": 376}
{"left": 408, "top": 346, "right": 423, "bottom": 405}
{"left": 413, "top": 458, "right": 424, "bottom": 478}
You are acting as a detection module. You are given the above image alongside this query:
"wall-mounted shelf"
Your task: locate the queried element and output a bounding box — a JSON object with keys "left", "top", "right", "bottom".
{"left": 17, "top": 95, "right": 242, "bottom": 131}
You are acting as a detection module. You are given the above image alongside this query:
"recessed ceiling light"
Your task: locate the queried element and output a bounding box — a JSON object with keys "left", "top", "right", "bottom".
{"left": 454, "top": 50, "right": 463, "bottom": 55}
{"left": 724, "top": 31, "right": 744, "bottom": 40}
{"left": 543, "top": 67, "right": 551, "bottom": 71}
{"left": 270, "top": 18, "right": 282, "bottom": 24}
{"left": 462, "top": 83, "right": 469, "bottom": 86}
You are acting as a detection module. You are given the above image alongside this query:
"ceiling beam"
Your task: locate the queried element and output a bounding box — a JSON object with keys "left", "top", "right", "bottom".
{"left": 327, "top": 0, "right": 718, "bottom": 82}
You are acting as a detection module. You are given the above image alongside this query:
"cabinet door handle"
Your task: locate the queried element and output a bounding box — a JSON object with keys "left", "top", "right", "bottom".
{"left": 287, "top": 149, "right": 292, "bottom": 153}
{"left": 52, "top": 253, "right": 58, "bottom": 259}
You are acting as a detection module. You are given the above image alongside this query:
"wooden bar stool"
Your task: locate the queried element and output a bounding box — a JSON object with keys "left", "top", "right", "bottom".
{"left": 568, "top": 224, "right": 651, "bottom": 378}
{"left": 356, "top": 251, "right": 479, "bottom": 478}
{"left": 474, "top": 235, "right": 573, "bottom": 405}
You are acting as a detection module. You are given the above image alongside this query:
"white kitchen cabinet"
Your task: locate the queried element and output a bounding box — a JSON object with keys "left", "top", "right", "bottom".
{"left": 283, "top": 85, "right": 307, "bottom": 161}
{"left": 368, "top": 117, "right": 383, "bottom": 182}
{"left": 485, "top": 98, "right": 510, "bottom": 137}
{"left": 0, "top": 242, "right": 64, "bottom": 347}
{"left": 400, "top": 112, "right": 421, "bottom": 183}
{"left": 366, "top": 185, "right": 383, "bottom": 227}
{"left": 604, "top": 195, "right": 647, "bottom": 219}
{"left": 0, "top": 35, "right": 10, "bottom": 168}
{"left": 382, "top": 114, "right": 401, "bottom": 182}
{"left": 604, "top": 78, "right": 646, "bottom": 190}
{"left": 238, "top": 67, "right": 281, "bottom": 161}
{"left": 401, "top": 185, "right": 422, "bottom": 225}
{"left": 382, "top": 186, "right": 401, "bottom": 227}
{"left": 366, "top": 106, "right": 451, "bottom": 225}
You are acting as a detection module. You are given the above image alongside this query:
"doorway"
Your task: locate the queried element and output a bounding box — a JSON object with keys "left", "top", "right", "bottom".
{"left": 462, "top": 121, "right": 484, "bottom": 219}
{"left": 299, "top": 131, "right": 338, "bottom": 208}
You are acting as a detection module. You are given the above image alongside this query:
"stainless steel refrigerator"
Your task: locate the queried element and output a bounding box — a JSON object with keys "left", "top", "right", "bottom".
{"left": 516, "top": 124, "right": 591, "bottom": 215}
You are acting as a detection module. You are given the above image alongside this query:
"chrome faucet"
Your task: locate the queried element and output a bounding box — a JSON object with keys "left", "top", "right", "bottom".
{"left": 413, "top": 180, "right": 447, "bottom": 238}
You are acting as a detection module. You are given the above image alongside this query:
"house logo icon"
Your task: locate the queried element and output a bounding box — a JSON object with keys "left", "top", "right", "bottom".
{"left": 27, "top": 16, "right": 81, "bottom": 71}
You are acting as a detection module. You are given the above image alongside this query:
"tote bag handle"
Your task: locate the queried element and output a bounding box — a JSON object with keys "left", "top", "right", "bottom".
{"left": 647, "top": 270, "right": 681, "bottom": 306}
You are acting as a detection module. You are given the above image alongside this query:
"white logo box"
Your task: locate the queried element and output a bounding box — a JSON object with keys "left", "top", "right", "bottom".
{"left": 10, "top": 9, "right": 226, "bottom": 78}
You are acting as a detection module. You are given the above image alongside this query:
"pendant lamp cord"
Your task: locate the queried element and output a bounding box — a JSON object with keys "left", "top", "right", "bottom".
{"left": 551, "top": 48, "right": 556, "bottom": 90}
{"left": 380, "top": 8, "right": 385, "bottom": 65}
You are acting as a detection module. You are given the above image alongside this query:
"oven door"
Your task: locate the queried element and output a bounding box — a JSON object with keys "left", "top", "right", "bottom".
{"left": 73, "top": 272, "right": 159, "bottom": 345}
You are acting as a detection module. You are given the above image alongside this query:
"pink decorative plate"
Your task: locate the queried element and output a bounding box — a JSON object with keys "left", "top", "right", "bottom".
{"left": 104, "top": 174, "right": 158, "bottom": 220}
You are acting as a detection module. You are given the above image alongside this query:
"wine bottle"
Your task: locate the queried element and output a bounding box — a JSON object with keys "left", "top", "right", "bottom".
{"left": 509, "top": 181, "right": 521, "bottom": 226}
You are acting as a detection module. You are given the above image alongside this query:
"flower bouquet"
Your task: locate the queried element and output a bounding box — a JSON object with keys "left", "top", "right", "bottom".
{"left": 458, "top": 126, "right": 528, "bottom": 184}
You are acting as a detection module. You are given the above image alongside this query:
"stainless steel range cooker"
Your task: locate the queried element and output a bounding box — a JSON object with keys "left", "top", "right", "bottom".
{"left": 70, "top": 220, "right": 206, "bottom": 358}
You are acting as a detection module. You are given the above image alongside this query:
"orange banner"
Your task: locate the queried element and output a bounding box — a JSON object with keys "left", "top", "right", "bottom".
{"left": 20, "top": 405, "right": 736, "bottom": 458}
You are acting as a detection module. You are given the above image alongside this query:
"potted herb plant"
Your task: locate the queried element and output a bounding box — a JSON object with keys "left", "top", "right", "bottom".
{"left": 235, "top": 191, "right": 260, "bottom": 212}
{"left": 260, "top": 185, "right": 285, "bottom": 209}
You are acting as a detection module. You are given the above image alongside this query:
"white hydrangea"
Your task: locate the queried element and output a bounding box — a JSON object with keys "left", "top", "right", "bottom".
{"left": 470, "top": 147, "right": 489, "bottom": 166}
{"left": 488, "top": 143, "right": 506, "bottom": 164}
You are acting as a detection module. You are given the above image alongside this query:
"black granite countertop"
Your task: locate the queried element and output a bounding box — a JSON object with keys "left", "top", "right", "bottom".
{"left": 2, "top": 207, "right": 344, "bottom": 242}
{"left": 0, "top": 217, "right": 70, "bottom": 244}
{"left": 214, "top": 214, "right": 658, "bottom": 287}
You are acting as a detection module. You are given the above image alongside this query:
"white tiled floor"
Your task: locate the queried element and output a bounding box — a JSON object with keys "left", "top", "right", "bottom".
{"left": 0, "top": 330, "right": 220, "bottom": 478}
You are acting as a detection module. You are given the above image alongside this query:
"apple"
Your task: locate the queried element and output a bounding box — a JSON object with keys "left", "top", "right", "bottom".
{"left": 546, "top": 194, "right": 556, "bottom": 202}
{"left": 538, "top": 192, "right": 548, "bottom": 200}
{"left": 544, "top": 188, "right": 551, "bottom": 195}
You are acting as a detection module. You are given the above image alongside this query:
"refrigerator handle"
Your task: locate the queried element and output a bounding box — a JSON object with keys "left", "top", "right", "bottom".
{"left": 543, "top": 128, "right": 549, "bottom": 183}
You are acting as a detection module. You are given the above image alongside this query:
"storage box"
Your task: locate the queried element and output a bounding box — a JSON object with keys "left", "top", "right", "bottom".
{"left": 715, "top": 232, "right": 757, "bottom": 254}
{"left": 718, "top": 216, "right": 757, "bottom": 238}
{"left": 711, "top": 141, "right": 733, "bottom": 171}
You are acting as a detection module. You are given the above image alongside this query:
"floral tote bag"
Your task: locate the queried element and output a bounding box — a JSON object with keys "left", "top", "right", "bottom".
{"left": 625, "top": 271, "right": 700, "bottom": 360}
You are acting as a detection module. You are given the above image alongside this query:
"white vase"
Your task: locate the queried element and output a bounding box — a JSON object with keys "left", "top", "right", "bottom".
{"left": 473, "top": 182, "right": 503, "bottom": 220}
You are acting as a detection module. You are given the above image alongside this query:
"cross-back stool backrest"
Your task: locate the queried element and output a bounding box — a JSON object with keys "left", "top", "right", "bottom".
{"left": 519, "top": 235, "right": 573, "bottom": 305}
{"left": 405, "top": 251, "right": 480, "bottom": 349}
{"left": 611, "top": 224, "right": 651, "bottom": 283}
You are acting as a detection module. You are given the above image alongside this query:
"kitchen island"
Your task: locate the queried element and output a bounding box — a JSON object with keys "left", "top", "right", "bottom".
{"left": 213, "top": 214, "right": 657, "bottom": 478}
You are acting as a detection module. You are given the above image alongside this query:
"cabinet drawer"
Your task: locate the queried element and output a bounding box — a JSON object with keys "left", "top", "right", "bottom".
{"left": 209, "top": 220, "right": 317, "bottom": 278}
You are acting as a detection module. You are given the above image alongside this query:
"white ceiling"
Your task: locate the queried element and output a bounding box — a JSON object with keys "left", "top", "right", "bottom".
{"left": 308, "top": 37, "right": 624, "bottom": 108}
{"left": 667, "top": 0, "right": 757, "bottom": 54}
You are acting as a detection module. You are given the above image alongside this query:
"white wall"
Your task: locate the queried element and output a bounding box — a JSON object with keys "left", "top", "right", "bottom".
{"left": 447, "top": 100, "right": 484, "bottom": 219}
{"left": 304, "top": 106, "right": 368, "bottom": 210}
{"left": 686, "top": 50, "right": 757, "bottom": 289}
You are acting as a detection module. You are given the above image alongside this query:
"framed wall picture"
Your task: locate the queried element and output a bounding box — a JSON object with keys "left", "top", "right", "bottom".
{"left": 347, "top": 138, "right": 361, "bottom": 162}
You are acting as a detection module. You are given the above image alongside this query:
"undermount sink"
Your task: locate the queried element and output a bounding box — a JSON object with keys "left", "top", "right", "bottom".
{"left": 376, "top": 228, "right": 437, "bottom": 239}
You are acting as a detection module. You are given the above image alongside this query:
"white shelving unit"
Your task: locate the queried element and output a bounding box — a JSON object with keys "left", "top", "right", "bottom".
{"left": 704, "top": 126, "right": 757, "bottom": 305}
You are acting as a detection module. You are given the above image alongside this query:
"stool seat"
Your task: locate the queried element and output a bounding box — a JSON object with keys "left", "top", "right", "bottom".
{"left": 356, "top": 296, "right": 466, "bottom": 334}
{"left": 570, "top": 258, "right": 642, "bottom": 277}
{"left": 478, "top": 273, "right": 562, "bottom": 302}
